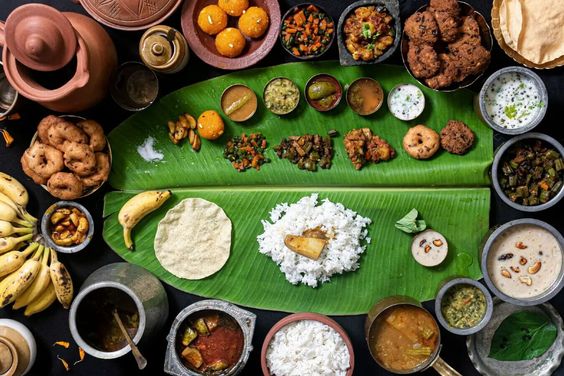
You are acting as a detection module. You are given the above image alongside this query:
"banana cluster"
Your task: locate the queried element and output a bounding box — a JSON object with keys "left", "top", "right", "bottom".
{"left": 0, "top": 172, "right": 37, "bottom": 254}
{"left": 0, "top": 242, "right": 74, "bottom": 316}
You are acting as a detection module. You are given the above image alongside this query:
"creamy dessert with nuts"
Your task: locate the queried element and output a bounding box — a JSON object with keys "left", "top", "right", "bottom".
{"left": 487, "top": 224, "right": 562, "bottom": 299}
{"left": 411, "top": 229, "right": 448, "bottom": 267}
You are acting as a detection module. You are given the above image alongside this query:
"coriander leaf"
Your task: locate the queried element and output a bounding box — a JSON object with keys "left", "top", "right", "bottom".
{"left": 488, "top": 311, "right": 557, "bottom": 361}
{"left": 395, "top": 209, "right": 427, "bottom": 234}
{"left": 367, "top": 43, "right": 375, "bottom": 51}
{"left": 362, "top": 23, "right": 372, "bottom": 39}
{"left": 504, "top": 104, "right": 518, "bottom": 119}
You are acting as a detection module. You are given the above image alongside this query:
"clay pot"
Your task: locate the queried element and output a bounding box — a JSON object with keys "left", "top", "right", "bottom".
{"left": 0, "top": 4, "right": 117, "bottom": 112}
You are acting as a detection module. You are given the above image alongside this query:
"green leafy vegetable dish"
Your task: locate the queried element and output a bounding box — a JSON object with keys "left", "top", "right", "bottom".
{"left": 489, "top": 311, "right": 558, "bottom": 361}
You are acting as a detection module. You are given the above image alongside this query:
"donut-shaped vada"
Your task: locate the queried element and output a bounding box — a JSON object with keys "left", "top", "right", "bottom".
{"left": 47, "top": 121, "right": 88, "bottom": 151}
{"left": 20, "top": 154, "right": 48, "bottom": 185}
{"left": 63, "top": 142, "right": 96, "bottom": 176}
{"left": 47, "top": 172, "right": 84, "bottom": 200}
{"left": 22, "top": 142, "right": 64, "bottom": 178}
{"left": 80, "top": 152, "right": 111, "bottom": 188}
{"left": 37, "top": 115, "right": 61, "bottom": 144}
{"left": 77, "top": 120, "right": 106, "bottom": 152}
{"left": 402, "top": 124, "right": 440, "bottom": 160}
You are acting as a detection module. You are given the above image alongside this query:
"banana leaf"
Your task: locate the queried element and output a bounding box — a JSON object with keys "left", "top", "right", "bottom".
{"left": 103, "top": 188, "right": 489, "bottom": 315}
{"left": 108, "top": 61, "right": 492, "bottom": 190}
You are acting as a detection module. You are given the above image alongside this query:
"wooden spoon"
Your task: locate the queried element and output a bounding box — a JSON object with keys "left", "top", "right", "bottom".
{"left": 112, "top": 308, "right": 147, "bottom": 370}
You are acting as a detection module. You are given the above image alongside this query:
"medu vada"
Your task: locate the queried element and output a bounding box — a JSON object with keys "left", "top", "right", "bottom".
{"left": 402, "top": 124, "right": 440, "bottom": 159}
{"left": 22, "top": 142, "right": 64, "bottom": 179}
{"left": 21, "top": 154, "right": 48, "bottom": 185}
{"left": 37, "top": 115, "right": 60, "bottom": 144}
{"left": 47, "top": 121, "right": 88, "bottom": 151}
{"left": 63, "top": 142, "right": 97, "bottom": 176}
{"left": 47, "top": 172, "right": 84, "bottom": 200}
{"left": 80, "top": 152, "right": 110, "bottom": 188}
{"left": 77, "top": 120, "right": 106, "bottom": 152}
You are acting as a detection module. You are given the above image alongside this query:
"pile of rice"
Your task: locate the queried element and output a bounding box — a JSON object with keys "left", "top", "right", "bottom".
{"left": 257, "top": 194, "right": 371, "bottom": 287}
{"left": 266, "top": 320, "right": 350, "bottom": 376}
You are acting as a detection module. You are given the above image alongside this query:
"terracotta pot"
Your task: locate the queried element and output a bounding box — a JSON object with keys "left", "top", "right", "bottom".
{"left": 0, "top": 4, "right": 117, "bottom": 112}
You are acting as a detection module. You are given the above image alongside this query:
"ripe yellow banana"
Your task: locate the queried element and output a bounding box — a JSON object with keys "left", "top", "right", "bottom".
{"left": 24, "top": 283, "right": 56, "bottom": 316}
{"left": 0, "top": 242, "right": 39, "bottom": 278}
{"left": 49, "top": 248, "right": 73, "bottom": 309}
{"left": 0, "top": 246, "right": 42, "bottom": 308}
{"left": 0, "top": 172, "right": 29, "bottom": 207}
{"left": 0, "top": 220, "right": 34, "bottom": 237}
{"left": 0, "top": 201, "right": 33, "bottom": 228}
{"left": 13, "top": 245, "right": 50, "bottom": 310}
{"left": 118, "top": 190, "right": 172, "bottom": 250}
{"left": 0, "top": 192, "right": 36, "bottom": 224}
{"left": 0, "top": 234, "right": 34, "bottom": 254}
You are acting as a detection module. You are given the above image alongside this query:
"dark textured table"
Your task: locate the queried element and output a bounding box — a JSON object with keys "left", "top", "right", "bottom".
{"left": 1, "top": 0, "right": 563, "bottom": 375}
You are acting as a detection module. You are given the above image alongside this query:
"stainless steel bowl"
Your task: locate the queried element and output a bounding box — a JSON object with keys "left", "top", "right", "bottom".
{"left": 0, "top": 61, "right": 19, "bottom": 117}
{"left": 491, "top": 132, "right": 564, "bottom": 212}
{"left": 164, "top": 300, "right": 255, "bottom": 376}
{"left": 478, "top": 66, "right": 548, "bottom": 135}
{"left": 435, "top": 278, "right": 494, "bottom": 335}
{"left": 40, "top": 201, "right": 94, "bottom": 254}
{"left": 481, "top": 218, "right": 564, "bottom": 306}
{"left": 69, "top": 263, "right": 169, "bottom": 359}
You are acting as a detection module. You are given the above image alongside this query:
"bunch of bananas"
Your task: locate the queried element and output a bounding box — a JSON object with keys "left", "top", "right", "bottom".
{"left": 0, "top": 172, "right": 37, "bottom": 253}
{"left": 0, "top": 242, "right": 74, "bottom": 316}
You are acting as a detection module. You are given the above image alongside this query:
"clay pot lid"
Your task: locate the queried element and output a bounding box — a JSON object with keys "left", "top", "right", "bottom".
{"left": 79, "top": 0, "right": 183, "bottom": 31}
{"left": 4, "top": 4, "right": 77, "bottom": 72}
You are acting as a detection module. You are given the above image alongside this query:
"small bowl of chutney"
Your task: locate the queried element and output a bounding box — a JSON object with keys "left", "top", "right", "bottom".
{"left": 305, "top": 74, "right": 342, "bottom": 112}
{"left": 221, "top": 84, "right": 258, "bottom": 122}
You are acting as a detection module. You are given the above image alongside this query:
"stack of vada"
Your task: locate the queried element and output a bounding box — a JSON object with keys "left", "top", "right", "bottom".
{"left": 21, "top": 115, "right": 111, "bottom": 200}
{"left": 404, "top": 0, "right": 490, "bottom": 89}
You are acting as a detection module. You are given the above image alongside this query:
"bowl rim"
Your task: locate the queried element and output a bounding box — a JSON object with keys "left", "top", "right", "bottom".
{"left": 337, "top": 0, "right": 402, "bottom": 66}
{"left": 304, "top": 73, "right": 343, "bottom": 112}
{"left": 263, "top": 76, "right": 301, "bottom": 115}
{"left": 181, "top": 0, "right": 281, "bottom": 70}
{"left": 434, "top": 277, "right": 494, "bottom": 335}
{"left": 346, "top": 77, "right": 384, "bottom": 115}
{"left": 400, "top": 1, "right": 493, "bottom": 92}
{"left": 491, "top": 132, "right": 564, "bottom": 212}
{"left": 0, "top": 61, "right": 19, "bottom": 117}
{"left": 279, "top": 2, "right": 335, "bottom": 60}
{"left": 386, "top": 83, "right": 425, "bottom": 121}
{"left": 478, "top": 66, "right": 549, "bottom": 135}
{"left": 260, "top": 312, "right": 355, "bottom": 376}
{"left": 220, "top": 83, "right": 258, "bottom": 122}
{"left": 40, "top": 200, "right": 95, "bottom": 254}
{"left": 480, "top": 218, "right": 564, "bottom": 306}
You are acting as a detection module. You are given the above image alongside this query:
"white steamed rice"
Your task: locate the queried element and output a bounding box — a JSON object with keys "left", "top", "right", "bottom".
{"left": 266, "top": 320, "right": 350, "bottom": 376}
{"left": 257, "top": 194, "right": 371, "bottom": 287}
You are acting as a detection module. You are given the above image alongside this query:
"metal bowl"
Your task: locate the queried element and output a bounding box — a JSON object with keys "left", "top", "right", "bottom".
{"left": 40, "top": 201, "right": 94, "bottom": 254}
{"left": 346, "top": 77, "right": 384, "bottom": 116}
{"left": 261, "top": 312, "right": 354, "bottom": 376}
{"left": 387, "top": 83, "right": 425, "bottom": 121}
{"left": 164, "top": 300, "right": 255, "bottom": 376}
{"left": 305, "top": 73, "right": 342, "bottom": 112}
{"left": 110, "top": 61, "right": 159, "bottom": 111}
{"left": 491, "top": 133, "right": 564, "bottom": 212}
{"left": 435, "top": 277, "right": 494, "bottom": 335}
{"left": 481, "top": 218, "right": 564, "bottom": 306}
{"left": 400, "top": 1, "right": 493, "bottom": 92}
{"left": 263, "top": 77, "right": 300, "bottom": 115}
{"left": 337, "top": 0, "right": 401, "bottom": 66}
{"left": 0, "top": 61, "right": 19, "bottom": 118}
{"left": 478, "top": 67, "right": 548, "bottom": 135}
{"left": 279, "top": 3, "right": 335, "bottom": 60}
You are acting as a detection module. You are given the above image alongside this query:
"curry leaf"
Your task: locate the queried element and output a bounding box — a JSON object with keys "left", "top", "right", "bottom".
{"left": 395, "top": 208, "right": 426, "bottom": 233}
{"left": 489, "top": 311, "right": 557, "bottom": 361}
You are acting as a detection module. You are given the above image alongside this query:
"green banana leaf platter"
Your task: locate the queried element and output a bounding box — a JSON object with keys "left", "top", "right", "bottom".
{"left": 103, "top": 61, "right": 493, "bottom": 315}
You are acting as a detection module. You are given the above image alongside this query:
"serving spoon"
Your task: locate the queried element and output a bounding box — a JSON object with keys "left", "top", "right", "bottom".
{"left": 112, "top": 308, "right": 147, "bottom": 370}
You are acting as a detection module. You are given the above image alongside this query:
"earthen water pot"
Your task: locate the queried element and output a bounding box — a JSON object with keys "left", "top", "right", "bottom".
{"left": 0, "top": 4, "right": 117, "bottom": 112}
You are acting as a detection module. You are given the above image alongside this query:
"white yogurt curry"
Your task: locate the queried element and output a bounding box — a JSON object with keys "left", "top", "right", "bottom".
{"left": 483, "top": 72, "right": 544, "bottom": 129}
{"left": 388, "top": 84, "right": 425, "bottom": 121}
{"left": 487, "top": 224, "right": 562, "bottom": 299}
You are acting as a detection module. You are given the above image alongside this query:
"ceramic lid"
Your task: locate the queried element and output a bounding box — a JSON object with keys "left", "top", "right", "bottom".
{"left": 79, "top": 0, "right": 183, "bottom": 31}
{"left": 140, "top": 32, "right": 173, "bottom": 67}
{"left": 4, "top": 4, "right": 77, "bottom": 72}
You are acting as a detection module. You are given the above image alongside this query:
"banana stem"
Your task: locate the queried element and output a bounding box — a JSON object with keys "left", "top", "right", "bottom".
{"left": 21, "top": 242, "right": 40, "bottom": 258}
{"left": 42, "top": 245, "right": 49, "bottom": 266}
{"left": 31, "top": 244, "right": 43, "bottom": 261}
{"left": 12, "top": 218, "right": 34, "bottom": 228}
{"left": 13, "top": 226, "right": 33, "bottom": 235}
{"left": 50, "top": 248, "right": 58, "bottom": 263}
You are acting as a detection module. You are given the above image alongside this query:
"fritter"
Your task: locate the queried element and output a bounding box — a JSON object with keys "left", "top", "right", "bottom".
{"left": 429, "top": 0, "right": 460, "bottom": 16}
{"left": 404, "top": 11, "right": 439, "bottom": 44}
{"left": 425, "top": 53, "right": 460, "bottom": 89}
{"left": 448, "top": 41, "right": 491, "bottom": 81}
{"left": 440, "top": 120, "right": 475, "bottom": 155}
{"left": 432, "top": 10, "right": 459, "bottom": 42}
{"left": 459, "top": 15, "right": 481, "bottom": 44}
{"left": 407, "top": 42, "right": 441, "bottom": 79}
{"left": 343, "top": 128, "right": 395, "bottom": 170}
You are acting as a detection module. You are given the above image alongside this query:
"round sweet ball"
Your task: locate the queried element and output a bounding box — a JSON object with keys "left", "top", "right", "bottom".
{"left": 218, "top": 0, "right": 249, "bottom": 17}
{"left": 197, "top": 110, "right": 225, "bottom": 140}
{"left": 197, "top": 5, "right": 228, "bottom": 35}
{"left": 215, "top": 27, "right": 246, "bottom": 58}
{"left": 238, "top": 6, "right": 269, "bottom": 38}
